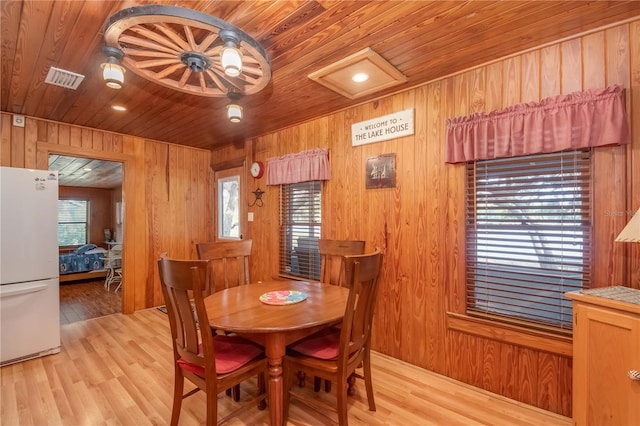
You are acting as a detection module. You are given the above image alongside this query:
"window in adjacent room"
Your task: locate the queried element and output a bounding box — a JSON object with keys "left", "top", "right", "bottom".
{"left": 466, "top": 149, "right": 591, "bottom": 333}
{"left": 279, "top": 180, "right": 322, "bottom": 280}
{"left": 58, "top": 199, "right": 89, "bottom": 246}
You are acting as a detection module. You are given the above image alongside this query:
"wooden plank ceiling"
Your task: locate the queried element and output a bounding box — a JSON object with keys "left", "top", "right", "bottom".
{"left": 49, "top": 155, "right": 122, "bottom": 189}
{"left": 2, "top": 1, "right": 640, "bottom": 151}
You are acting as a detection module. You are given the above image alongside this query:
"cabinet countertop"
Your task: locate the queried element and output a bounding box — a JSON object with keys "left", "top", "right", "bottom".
{"left": 566, "top": 286, "right": 640, "bottom": 315}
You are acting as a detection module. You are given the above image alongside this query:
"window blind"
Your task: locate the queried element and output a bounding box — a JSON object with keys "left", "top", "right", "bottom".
{"left": 58, "top": 199, "right": 89, "bottom": 246}
{"left": 279, "top": 181, "right": 322, "bottom": 280}
{"left": 466, "top": 150, "right": 591, "bottom": 332}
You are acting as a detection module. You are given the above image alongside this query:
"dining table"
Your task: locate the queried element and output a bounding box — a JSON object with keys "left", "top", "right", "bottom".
{"left": 203, "top": 280, "right": 349, "bottom": 426}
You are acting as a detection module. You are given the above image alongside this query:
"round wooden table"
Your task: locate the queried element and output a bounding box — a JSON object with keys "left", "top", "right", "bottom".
{"left": 204, "top": 280, "right": 349, "bottom": 426}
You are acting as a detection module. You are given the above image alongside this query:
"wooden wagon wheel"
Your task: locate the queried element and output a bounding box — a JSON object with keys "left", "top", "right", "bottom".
{"left": 103, "top": 5, "right": 271, "bottom": 97}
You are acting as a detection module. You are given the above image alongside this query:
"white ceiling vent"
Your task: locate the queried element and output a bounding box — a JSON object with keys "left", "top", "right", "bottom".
{"left": 45, "top": 67, "right": 85, "bottom": 90}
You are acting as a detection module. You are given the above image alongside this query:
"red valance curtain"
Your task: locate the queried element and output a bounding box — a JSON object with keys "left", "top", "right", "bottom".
{"left": 445, "top": 85, "right": 630, "bottom": 163}
{"left": 266, "top": 148, "right": 331, "bottom": 185}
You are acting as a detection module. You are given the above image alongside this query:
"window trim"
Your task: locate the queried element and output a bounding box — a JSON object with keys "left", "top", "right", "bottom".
{"left": 217, "top": 174, "right": 241, "bottom": 240}
{"left": 58, "top": 198, "right": 89, "bottom": 247}
{"left": 460, "top": 150, "right": 593, "bottom": 336}
{"left": 213, "top": 165, "right": 245, "bottom": 242}
{"left": 278, "top": 180, "right": 322, "bottom": 280}
{"left": 446, "top": 312, "right": 573, "bottom": 356}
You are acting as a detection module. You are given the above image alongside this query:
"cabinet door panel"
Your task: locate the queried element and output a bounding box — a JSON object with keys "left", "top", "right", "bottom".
{"left": 573, "top": 303, "right": 640, "bottom": 425}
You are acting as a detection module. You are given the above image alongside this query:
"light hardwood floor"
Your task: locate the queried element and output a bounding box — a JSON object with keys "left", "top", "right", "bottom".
{"left": 1, "top": 309, "right": 571, "bottom": 425}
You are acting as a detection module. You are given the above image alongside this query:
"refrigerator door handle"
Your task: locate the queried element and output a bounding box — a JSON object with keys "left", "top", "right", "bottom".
{"left": 0, "top": 282, "right": 49, "bottom": 298}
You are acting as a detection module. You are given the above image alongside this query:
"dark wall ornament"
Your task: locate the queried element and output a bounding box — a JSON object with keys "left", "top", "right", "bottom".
{"left": 365, "top": 153, "right": 396, "bottom": 189}
{"left": 249, "top": 187, "right": 264, "bottom": 207}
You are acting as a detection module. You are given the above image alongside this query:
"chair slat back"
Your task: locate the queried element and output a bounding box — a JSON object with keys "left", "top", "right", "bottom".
{"left": 196, "top": 240, "right": 252, "bottom": 291}
{"left": 339, "top": 248, "right": 383, "bottom": 368}
{"left": 157, "top": 255, "right": 214, "bottom": 370}
{"left": 318, "top": 239, "right": 365, "bottom": 286}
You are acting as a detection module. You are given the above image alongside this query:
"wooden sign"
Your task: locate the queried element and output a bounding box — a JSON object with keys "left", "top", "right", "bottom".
{"left": 352, "top": 109, "right": 414, "bottom": 146}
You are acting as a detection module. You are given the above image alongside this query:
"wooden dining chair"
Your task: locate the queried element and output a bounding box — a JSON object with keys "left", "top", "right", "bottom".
{"left": 305, "top": 239, "right": 366, "bottom": 392}
{"left": 157, "top": 255, "right": 267, "bottom": 426}
{"left": 319, "top": 239, "right": 366, "bottom": 286}
{"left": 196, "top": 239, "right": 254, "bottom": 401}
{"left": 196, "top": 239, "right": 252, "bottom": 293}
{"left": 283, "top": 248, "right": 383, "bottom": 426}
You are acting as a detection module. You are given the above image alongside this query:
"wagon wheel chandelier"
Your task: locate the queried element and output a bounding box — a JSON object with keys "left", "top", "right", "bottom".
{"left": 101, "top": 5, "right": 271, "bottom": 121}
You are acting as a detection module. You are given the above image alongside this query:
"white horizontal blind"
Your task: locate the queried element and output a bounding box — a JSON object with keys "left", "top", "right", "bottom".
{"left": 58, "top": 199, "right": 89, "bottom": 246}
{"left": 466, "top": 150, "right": 591, "bottom": 332}
{"left": 279, "top": 181, "right": 321, "bottom": 280}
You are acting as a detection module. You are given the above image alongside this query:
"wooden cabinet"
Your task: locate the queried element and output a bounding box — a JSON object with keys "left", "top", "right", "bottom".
{"left": 566, "top": 287, "right": 640, "bottom": 426}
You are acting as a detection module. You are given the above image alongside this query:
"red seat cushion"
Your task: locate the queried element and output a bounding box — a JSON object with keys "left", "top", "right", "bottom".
{"left": 290, "top": 327, "right": 340, "bottom": 360}
{"left": 177, "top": 335, "right": 263, "bottom": 375}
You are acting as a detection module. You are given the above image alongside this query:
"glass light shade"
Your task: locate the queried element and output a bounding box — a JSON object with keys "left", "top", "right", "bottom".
{"left": 221, "top": 46, "right": 242, "bottom": 77}
{"left": 226, "top": 103, "right": 243, "bottom": 123}
{"left": 102, "top": 61, "right": 125, "bottom": 89}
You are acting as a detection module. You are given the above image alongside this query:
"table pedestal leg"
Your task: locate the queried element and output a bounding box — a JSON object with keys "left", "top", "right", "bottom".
{"left": 265, "top": 334, "right": 285, "bottom": 426}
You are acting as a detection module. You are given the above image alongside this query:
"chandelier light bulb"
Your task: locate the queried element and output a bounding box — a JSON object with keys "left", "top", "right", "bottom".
{"left": 101, "top": 46, "right": 125, "bottom": 89}
{"left": 221, "top": 45, "right": 242, "bottom": 77}
{"left": 102, "top": 61, "right": 125, "bottom": 89}
{"left": 219, "top": 29, "right": 243, "bottom": 77}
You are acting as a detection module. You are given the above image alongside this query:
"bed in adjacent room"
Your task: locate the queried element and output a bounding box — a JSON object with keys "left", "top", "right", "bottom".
{"left": 59, "top": 244, "right": 108, "bottom": 282}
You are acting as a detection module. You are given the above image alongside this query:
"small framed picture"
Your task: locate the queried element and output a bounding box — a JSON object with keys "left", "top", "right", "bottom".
{"left": 366, "top": 153, "right": 396, "bottom": 189}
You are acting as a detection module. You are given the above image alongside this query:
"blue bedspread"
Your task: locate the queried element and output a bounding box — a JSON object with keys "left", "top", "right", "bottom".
{"left": 59, "top": 245, "right": 107, "bottom": 275}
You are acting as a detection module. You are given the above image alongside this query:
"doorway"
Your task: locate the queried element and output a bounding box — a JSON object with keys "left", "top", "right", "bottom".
{"left": 214, "top": 165, "right": 247, "bottom": 241}
{"left": 49, "top": 154, "right": 124, "bottom": 323}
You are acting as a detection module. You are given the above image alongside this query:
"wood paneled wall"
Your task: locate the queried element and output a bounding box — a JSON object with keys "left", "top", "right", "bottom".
{"left": 0, "top": 114, "right": 213, "bottom": 313}
{"left": 214, "top": 20, "right": 640, "bottom": 416}
{"left": 0, "top": 18, "right": 637, "bottom": 418}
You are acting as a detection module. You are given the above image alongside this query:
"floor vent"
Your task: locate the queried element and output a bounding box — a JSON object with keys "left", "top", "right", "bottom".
{"left": 45, "top": 67, "right": 85, "bottom": 90}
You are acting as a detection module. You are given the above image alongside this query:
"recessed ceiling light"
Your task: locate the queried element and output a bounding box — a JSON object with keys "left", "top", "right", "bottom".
{"left": 83, "top": 168, "right": 92, "bottom": 172}
{"left": 112, "top": 105, "right": 126, "bottom": 111}
{"left": 352, "top": 72, "right": 369, "bottom": 83}
{"left": 308, "top": 48, "right": 407, "bottom": 99}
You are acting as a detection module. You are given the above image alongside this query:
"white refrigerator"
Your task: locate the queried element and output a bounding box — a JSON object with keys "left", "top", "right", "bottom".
{"left": 0, "top": 166, "right": 60, "bottom": 366}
